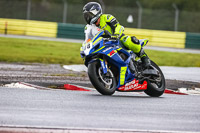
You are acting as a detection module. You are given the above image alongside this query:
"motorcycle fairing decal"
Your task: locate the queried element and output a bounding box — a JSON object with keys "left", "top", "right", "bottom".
{"left": 120, "top": 66, "right": 127, "bottom": 85}
{"left": 102, "top": 47, "right": 113, "bottom": 52}
{"left": 92, "top": 46, "right": 105, "bottom": 53}
{"left": 92, "top": 37, "right": 103, "bottom": 46}
{"left": 91, "top": 30, "right": 104, "bottom": 43}
{"left": 118, "top": 79, "right": 147, "bottom": 91}
{"left": 116, "top": 47, "right": 122, "bottom": 51}
{"left": 107, "top": 50, "right": 117, "bottom": 57}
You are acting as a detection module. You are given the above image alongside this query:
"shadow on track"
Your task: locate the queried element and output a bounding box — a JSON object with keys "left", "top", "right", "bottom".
{"left": 87, "top": 94, "right": 164, "bottom": 99}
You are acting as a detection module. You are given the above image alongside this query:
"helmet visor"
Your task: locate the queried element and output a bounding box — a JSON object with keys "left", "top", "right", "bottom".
{"left": 83, "top": 12, "right": 95, "bottom": 24}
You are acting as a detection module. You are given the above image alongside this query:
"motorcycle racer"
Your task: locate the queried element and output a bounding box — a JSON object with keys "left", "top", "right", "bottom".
{"left": 82, "top": 2, "right": 151, "bottom": 68}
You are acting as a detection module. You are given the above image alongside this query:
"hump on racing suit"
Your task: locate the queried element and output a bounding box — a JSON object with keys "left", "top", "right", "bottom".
{"left": 80, "top": 24, "right": 102, "bottom": 57}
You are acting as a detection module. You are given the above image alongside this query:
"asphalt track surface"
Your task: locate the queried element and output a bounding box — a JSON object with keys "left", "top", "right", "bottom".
{"left": 0, "top": 87, "right": 200, "bottom": 133}
{"left": 0, "top": 34, "right": 200, "bottom": 132}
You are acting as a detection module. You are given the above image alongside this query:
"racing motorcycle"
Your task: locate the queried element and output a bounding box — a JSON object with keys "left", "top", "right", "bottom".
{"left": 80, "top": 30, "right": 165, "bottom": 97}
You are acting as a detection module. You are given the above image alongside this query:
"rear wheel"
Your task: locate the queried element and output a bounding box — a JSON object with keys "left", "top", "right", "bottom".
{"left": 88, "top": 61, "right": 117, "bottom": 95}
{"left": 144, "top": 61, "right": 166, "bottom": 97}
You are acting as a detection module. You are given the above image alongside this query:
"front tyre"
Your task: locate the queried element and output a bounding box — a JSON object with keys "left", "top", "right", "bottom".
{"left": 144, "top": 61, "right": 166, "bottom": 97}
{"left": 88, "top": 61, "right": 117, "bottom": 95}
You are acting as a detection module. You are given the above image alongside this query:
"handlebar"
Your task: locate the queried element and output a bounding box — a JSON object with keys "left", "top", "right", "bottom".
{"left": 103, "top": 38, "right": 119, "bottom": 41}
{"left": 102, "top": 30, "right": 120, "bottom": 42}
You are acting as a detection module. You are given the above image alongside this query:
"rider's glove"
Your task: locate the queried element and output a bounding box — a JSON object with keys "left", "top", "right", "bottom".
{"left": 111, "top": 34, "right": 119, "bottom": 40}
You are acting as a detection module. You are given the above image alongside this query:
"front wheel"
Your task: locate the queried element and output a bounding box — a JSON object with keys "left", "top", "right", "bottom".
{"left": 144, "top": 60, "right": 166, "bottom": 97}
{"left": 88, "top": 61, "right": 117, "bottom": 95}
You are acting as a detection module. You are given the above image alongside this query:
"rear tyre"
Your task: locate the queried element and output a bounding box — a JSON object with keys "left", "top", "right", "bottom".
{"left": 144, "top": 60, "right": 166, "bottom": 97}
{"left": 88, "top": 61, "right": 117, "bottom": 95}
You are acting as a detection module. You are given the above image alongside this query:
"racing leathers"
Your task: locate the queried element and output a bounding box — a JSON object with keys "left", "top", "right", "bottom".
{"left": 83, "top": 14, "right": 150, "bottom": 68}
{"left": 97, "top": 14, "right": 143, "bottom": 53}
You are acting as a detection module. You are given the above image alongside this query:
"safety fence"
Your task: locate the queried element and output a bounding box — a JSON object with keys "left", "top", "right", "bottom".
{"left": 57, "top": 23, "right": 84, "bottom": 39}
{"left": 0, "top": 18, "right": 57, "bottom": 38}
{"left": 0, "top": 18, "right": 199, "bottom": 49}
{"left": 124, "top": 28, "right": 186, "bottom": 48}
{"left": 0, "top": 18, "right": 85, "bottom": 40}
{"left": 186, "top": 33, "right": 200, "bottom": 49}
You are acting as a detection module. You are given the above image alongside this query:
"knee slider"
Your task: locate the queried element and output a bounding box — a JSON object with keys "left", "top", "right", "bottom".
{"left": 131, "top": 36, "right": 140, "bottom": 44}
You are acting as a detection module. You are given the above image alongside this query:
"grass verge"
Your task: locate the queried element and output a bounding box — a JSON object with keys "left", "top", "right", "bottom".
{"left": 0, "top": 37, "right": 83, "bottom": 65}
{"left": 0, "top": 37, "right": 199, "bottom": 67}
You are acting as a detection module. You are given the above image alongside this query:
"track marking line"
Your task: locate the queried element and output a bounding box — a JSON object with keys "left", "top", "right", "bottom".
{"left": 1, "top": 126, "right": 199, "bottom": 133}
{"left": 164, "top": 89, "right": 188, "bottom": 95}
{"left": 3, "top": 82, "right": 50, "bottom": 90}
{"left": 64, "top": 84, "right": 91, "bottom": 91}
{"left": 178, "top": 88, "right": 200, "bottom": 95}
{"left": 3, "top": 82, "right": 200, "bottom": 95}
{"left": 164, "top": 88, "right": 200, "bottom": 95}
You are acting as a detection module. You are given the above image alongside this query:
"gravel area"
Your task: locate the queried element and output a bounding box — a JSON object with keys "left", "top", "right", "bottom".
{"left": 0, "top": 62, "right": 92, "bottom": 88}
{"left": 0, "top": 62, "right": 199, "bottom": 90}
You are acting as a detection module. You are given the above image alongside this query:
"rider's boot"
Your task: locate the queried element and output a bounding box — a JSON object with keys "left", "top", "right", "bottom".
{"left": 136, "top": 48, "right": 151, "bottom": 69}
{"left": 129, "top": 59, "right": 136, "bottom": 73}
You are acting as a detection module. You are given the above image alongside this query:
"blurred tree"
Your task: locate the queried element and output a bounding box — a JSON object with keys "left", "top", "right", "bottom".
{"left": 1, "top": 0, "right": 199, "bottom": 32}
{"left": 140, "top": 0, "right": 200, "bottom": 11}
{"left": 41, "top": 0, "right": 200, "bottom": 11}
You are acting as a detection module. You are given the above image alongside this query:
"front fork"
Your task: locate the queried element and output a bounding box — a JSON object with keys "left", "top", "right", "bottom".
{"left": 99, "top": 58, "right": 108, "bottom": 74}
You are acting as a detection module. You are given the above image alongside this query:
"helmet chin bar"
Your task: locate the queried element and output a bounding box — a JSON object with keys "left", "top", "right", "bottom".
{"left": 83, "top": 12, "right": 95, "bottom": 24}
{"left": 90, "top": 17, "right": 98, "bottom": 25}
{"left": 90, "top": 14, "right": 101, "bottom": 25}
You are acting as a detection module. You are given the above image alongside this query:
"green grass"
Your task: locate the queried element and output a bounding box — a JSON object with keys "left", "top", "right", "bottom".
{"left": 0, "top": 37, "right": 83, "bottom": 65}
{"left": 0, "top": 37, "right": 200, "bottom": 67}
{"left": 146, "top": 50, "right": 200, "bottom": 67}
